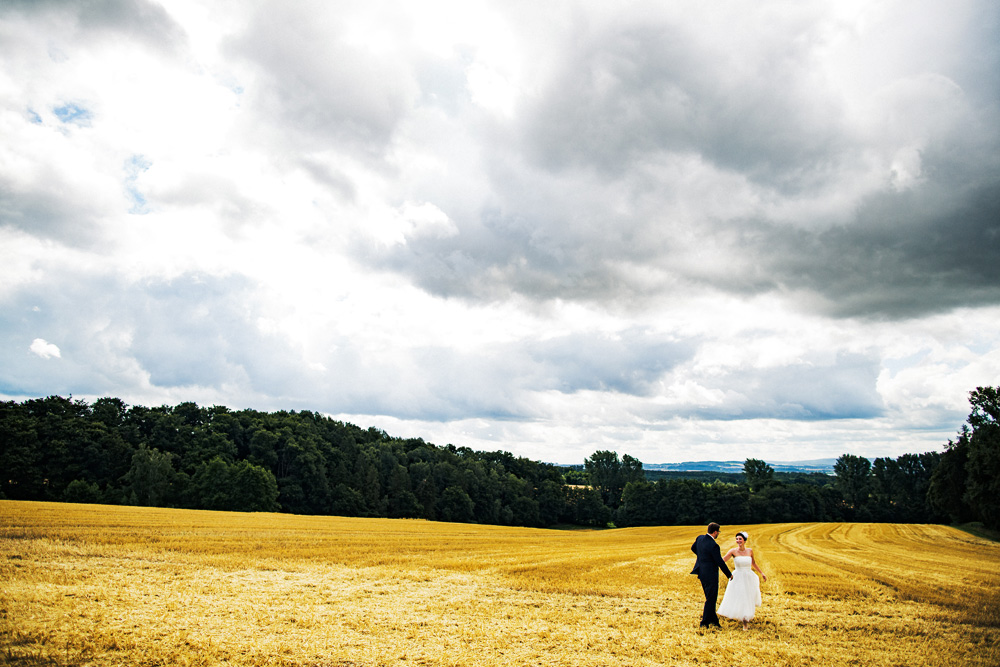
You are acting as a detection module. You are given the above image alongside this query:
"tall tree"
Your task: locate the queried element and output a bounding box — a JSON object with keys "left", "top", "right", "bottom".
{"left": 743, "top": 458, "right": 775, "bottom": 490}
{"left": 585, "top": 450, "right": 643, "bottom": 509}
{"left": 963, "top": 387, "right": 1000, "bottom": 529}
{"left": 0, "top": 402, "right": 43, "bottom": 499}
{"left": 928, "top": 428, "right": 973, "bottom": 523}
{"left": 123, "top": 446, "right": 177, "bottom": 507}
{"left": 438, "top": 485, "right": 475, "bottom": 523}
{"left": 231, "top": 459, "right": 280, "bottom": 512}
{"left": 833, "top": 454, "right": 872, "bottom": 511}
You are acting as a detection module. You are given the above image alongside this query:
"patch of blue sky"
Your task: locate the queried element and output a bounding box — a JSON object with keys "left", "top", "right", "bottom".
{"left": 124, "top": 155, "right": 152, "bottom": 214}
{"left": 27, "top": 108, "right": 42, "bottom": 124}
{"left": 53, "top": 103, "right": 92, "bottom": 126}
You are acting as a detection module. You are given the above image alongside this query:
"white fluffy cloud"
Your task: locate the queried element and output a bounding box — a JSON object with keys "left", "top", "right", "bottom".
{"left": 29, "top": 338, "right": 61, "bottom": 360}
{"left": 1, "top": 0, "right": 997, "bottom": 463}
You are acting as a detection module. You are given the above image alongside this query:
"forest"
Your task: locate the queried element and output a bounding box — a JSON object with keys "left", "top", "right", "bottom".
{"left": 1, "top": 386, "right": 997, "bottom": 529}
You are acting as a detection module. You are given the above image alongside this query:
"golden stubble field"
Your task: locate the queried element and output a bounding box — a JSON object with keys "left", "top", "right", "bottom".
{"left": 1, "top": 501, "right": 998, "bottom": 667}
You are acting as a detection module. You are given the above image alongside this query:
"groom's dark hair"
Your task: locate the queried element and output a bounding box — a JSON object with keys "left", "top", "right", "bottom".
{"left": 707, "top": 522, "right": 721, "bottom": 534}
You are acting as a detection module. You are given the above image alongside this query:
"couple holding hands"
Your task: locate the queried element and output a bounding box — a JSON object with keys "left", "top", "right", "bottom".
{"left": 691, "top": 522, "right": 767, "bottom": 630}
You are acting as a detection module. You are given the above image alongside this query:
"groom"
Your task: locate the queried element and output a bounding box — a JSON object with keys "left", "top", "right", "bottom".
{"left": 691, "top": 522, "right": 732, "bottom": 628}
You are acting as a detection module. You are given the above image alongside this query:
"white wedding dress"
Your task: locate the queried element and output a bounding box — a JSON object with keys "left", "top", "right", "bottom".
{"left": 717, "top": 555, "right": 761, "bottom": 622}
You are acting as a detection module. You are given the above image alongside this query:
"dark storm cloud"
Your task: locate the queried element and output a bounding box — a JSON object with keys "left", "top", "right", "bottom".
{"left": 0, "top": 173, "right": 107, "bottom": 247}
{"left": 366, "top": 3, "right": 1000, "bottom": 320}
{"left": 768, "top": 178, "right": 1000, "bottom": 319}
{"left": 400, "top": 162, "right": 999, "bottom": 320}
{"left": 0, "top": 0, "right": 185, "bottom": 52}
{"left": 519, "top": 20, "right": 848, "bottom": 191}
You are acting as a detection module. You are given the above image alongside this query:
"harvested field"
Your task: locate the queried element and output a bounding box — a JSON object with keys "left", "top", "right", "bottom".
{"left": 2, "top": 500, "right": 998, "bottom": 666}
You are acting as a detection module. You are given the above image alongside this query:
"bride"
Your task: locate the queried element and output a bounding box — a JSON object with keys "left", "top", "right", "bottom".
{"left": 717, "top": 531, "right": 767, "bottom": 630}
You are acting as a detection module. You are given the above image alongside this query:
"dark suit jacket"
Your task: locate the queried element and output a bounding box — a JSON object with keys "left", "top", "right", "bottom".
{"left": 690, "top": 533, "right": 732, "bottom": 582}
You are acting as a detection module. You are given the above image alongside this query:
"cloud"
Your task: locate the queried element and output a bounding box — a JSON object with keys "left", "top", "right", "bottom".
{"left": 358, "top": 1, "right": 1000, "bottom": 321}
{"left": 524, "top": 329, "right": 693, "bottom": 396}
{"left": 1, "top": 268, "right": 261, "bottom": 396}
{"left": 681, "top": 353, "right": 886, "bottom": 421}
{"left": 0, "top": 0, "right": 998, "bottom": 464}
{"left": 0, "top": 0, "right": 185, "bottom": 53}
{"left": 518, "top": 14, "right": 848, "bottom": 188}
{"left": 29, "top": 338, "right": 61, "bottom": 359}
{"left": 226, "top": 1, "right": 419, "bottom": 159}
{"left": 766, "top": 179, "right": 1000, "bottom": 318}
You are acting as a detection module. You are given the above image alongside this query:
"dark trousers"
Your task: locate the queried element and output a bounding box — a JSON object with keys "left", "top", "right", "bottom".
{"left": 700, "top": 577, "right": 720, "bottom": 627}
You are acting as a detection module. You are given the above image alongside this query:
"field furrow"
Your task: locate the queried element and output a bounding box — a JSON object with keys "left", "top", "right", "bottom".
{"left": 2, "top": 501, "right": 998, "bottom": 666}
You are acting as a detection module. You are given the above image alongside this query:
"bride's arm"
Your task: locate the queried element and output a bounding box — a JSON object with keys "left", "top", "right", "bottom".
{"left": 723, "top": 548, "right": 735, "bottom": 562}
{"left": 749, "top": 549, "right": 767, "bottom": 581}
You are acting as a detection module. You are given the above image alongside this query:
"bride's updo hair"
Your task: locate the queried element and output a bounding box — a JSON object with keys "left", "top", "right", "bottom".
{"left": 736, "top": 531, "right": 749, "bottom": 542}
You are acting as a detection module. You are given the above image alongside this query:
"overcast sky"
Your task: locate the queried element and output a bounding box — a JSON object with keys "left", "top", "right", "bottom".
{"left": 2, "top": 0, "right": 998, "bottom": 465}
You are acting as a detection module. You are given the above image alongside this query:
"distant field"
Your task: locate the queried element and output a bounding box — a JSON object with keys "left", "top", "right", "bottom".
{"left": 2, "top": 501, "right": 998, "bottom": 666}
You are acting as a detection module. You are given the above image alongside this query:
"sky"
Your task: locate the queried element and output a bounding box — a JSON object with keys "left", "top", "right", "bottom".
{"left": 2, "top": 0, "right": 999, "bottom": 465}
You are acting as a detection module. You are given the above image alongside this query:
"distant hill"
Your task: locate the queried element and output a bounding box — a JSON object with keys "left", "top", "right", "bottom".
{"left": 642, "top": 459, "right": 837, "bottom": 474}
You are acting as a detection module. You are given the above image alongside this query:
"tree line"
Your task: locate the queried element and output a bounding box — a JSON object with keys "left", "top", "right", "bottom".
{"left": 0, "top": 387, "right": 996, "bottom": 529}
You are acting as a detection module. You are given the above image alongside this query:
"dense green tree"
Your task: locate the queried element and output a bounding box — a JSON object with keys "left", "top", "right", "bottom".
{"left": 331, "top": 483, "right": 366, "bottom": 516}
{"left": 188, "top": 452, "right": 279, "bottom": 513}
{"left": 247, "top": 428, "right": 280, "bottom": 470}
{"left": 147, "top": 409, "right": 185, "bottom": 458}
{"left": 661, "top": 478, "right": 710, "bottom": 525}
{"left": 584, "top": 450, "right": 620, "bottom": 507}
{"left": 63, "top": 479, "right": 103, "bottom": 504}
{"left": 870, "top": 452, "right": 941, "bottom": 522}
{"left": 750, "top": 484, "right": 826, "bottom": 523}
{"left": 190, "top": 456, "right": 234, "bottom": 510}
{"left": 469, "top": 465, "right": 502, "bottom": 525}
{"left": 408, "top": 460, "right": 437, "bottom": 520}
{"left": 438, "top": 485, "right": 475, "bottom": 523}
{"left": 509, "top": 495, "right": 541, "bottom": 527}
{"left": 928, "top": 429, "right": 973, "bottom": 523}
{"left": 705, "top": 481, "right": 751, "bottom": 525}
{"left": 584, "top": 450, "right": 643, "bottom": 509}
{"left": 386, "top": 464, "right": 422, "bottom": 518}
{"left": 834, "top": 454, "right": 872, "bottom": 513}
{"left": 618, "top": 480, "right": 659, "bottom": 526}
{"left": 743, "top": 458, "right": 775, "bottom": 491}
{"left": 354, "top": 450, "right": 383, "bottom": 516}
{"left": 91, "top": 397, "right": 127, "bottom": 429}
{"left": 536, "top": 480, "right": 566, "bottom": 526}
{"left": 963, "top": 386, "right": 1000, "bottom": 529}
{"left": 122, "top": 445, "right": 177, "bottom": 507}
{"left": 0, "top": 402, "right": 44, "bottom": 499}
{"left": 180, "top": 429, "right": 237, "bottom": 473}
{"left": 276, "top": 434, "right": 331, "bottom": 514}
{"left": 0, "top": 394, "right": 976, "bottom": 528}
{"left": 567, "top": 486, "right": 612, "bottom": 527}
{"left": 231, "top": 459, "right": 280, "bottom": 512}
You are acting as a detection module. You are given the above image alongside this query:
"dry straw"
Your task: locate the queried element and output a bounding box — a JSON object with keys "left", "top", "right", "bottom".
{"left": 2, "top": 500, "right": 998, "bottom": 666}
